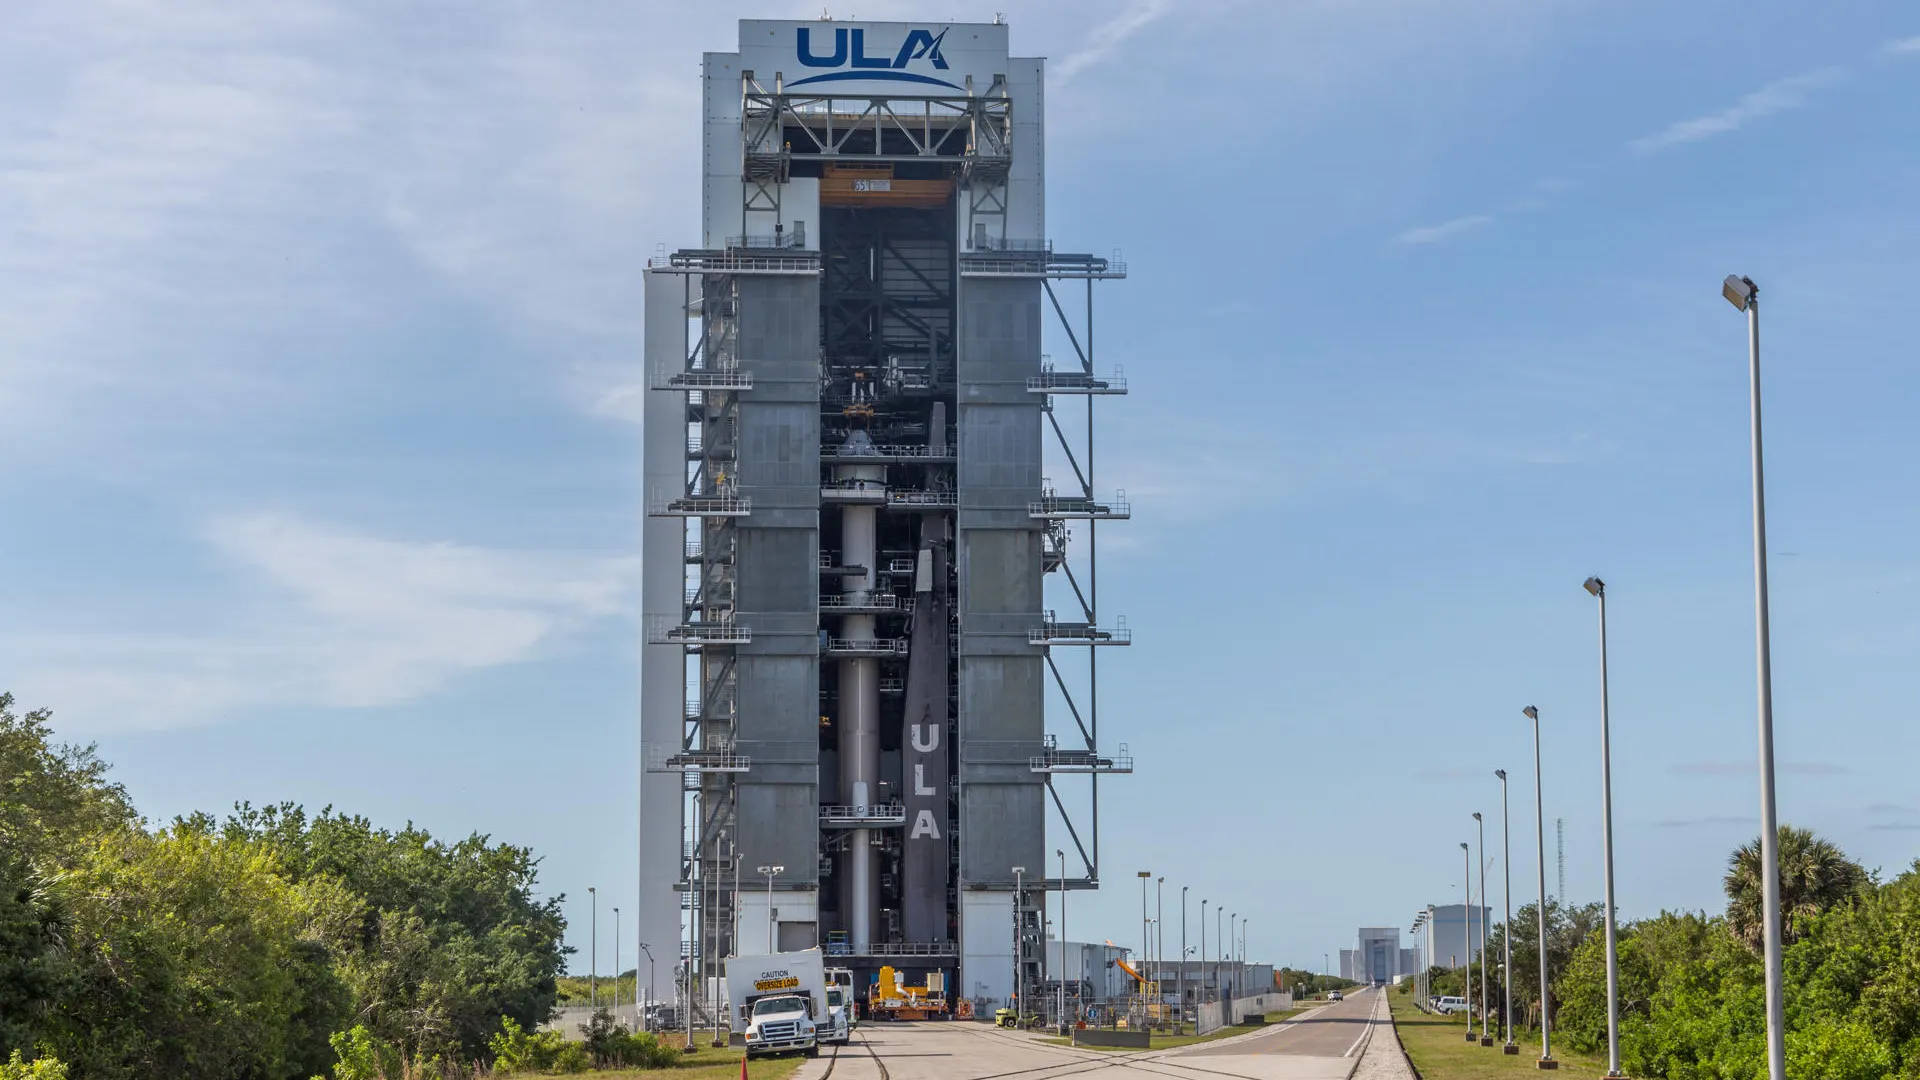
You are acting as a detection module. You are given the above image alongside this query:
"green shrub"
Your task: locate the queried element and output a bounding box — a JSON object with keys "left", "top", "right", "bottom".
{"left": 576, "top": 1010, "right": 679, "bottom": 1069}
{"left": 489, "top": 1017, "right": 590, "bottom": 1075}
{"left": 326, "top": 1026, "right": 402, "bottom": 1080}
{"left": 1787, "top": 1020, "right": 1894, "bottom": 1080}
{"left": 0, "top": 1051, "right": 68, "bottom": 1080}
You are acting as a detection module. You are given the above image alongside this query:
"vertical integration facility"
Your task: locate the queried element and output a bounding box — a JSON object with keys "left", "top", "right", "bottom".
{"left": 639, "top": 18, "right": 1132, "bottom": 1016}
{"left": 1417, "top": 904, "right": 1490, "bottom": 972}
{"left": 1340, "top": 928, "right": 1420, "bottom": 984}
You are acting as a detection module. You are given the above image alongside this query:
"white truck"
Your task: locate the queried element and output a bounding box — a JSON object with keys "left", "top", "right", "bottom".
{"left": 725, "top": 949, "right": 844, "bottom": 1057}
{"left": 825, "top": 967, "right": 856, "bottom": 1042}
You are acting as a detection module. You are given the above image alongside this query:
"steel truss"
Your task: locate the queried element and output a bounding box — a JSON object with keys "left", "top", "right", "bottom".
{"left": 1030, "top": 262, "right": 1131, "bottom": 890}
{"left": 642, "top": 270, "right": 756, "bottom": 997}
{"left": 738, "top": 73, "right": 1014, "bottom": 248}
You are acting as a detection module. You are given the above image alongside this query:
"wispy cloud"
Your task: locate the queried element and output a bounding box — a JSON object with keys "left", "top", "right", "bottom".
{"left": 1884, "top": 35, "right": 1920, "bottom": 55}
{"left": 1394, "top": 215, "right": 1494, "bottom": 246}
{"left": 6, "top": 513, "right": 636, "bottom": 733}
{"left": 1670, "top": 760, "right": 1850, "bottom": 777}
{"left": 1653, "top": 815, "right": 1752, "bottom": 829}
{"left": 1869, "top": 823, "right": 1920, "bottom": 832}
{"left": 1053, "top": 0, "right": 1173, "bottom": 85}
{"left": 1628, "top": 68, "right": 1845, "bottom": 152}
{"left": 1869, "top": 803, "right": 1920, "bottom": 816}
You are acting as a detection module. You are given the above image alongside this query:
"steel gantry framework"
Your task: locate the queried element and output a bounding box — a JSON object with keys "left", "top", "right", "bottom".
{"left": 646, "top": 253, "right": 823, "bottom": 1008}
{"left": 738, "top": 73, "right": 1015, "bottom": 247}
{"left": 969, "top": 249, "right": 1133, "bottom": 892}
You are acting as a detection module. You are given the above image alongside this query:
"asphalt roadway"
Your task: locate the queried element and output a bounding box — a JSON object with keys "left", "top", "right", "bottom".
{"left": 793, "top": 986, "right": 1391, "bottom": 1080}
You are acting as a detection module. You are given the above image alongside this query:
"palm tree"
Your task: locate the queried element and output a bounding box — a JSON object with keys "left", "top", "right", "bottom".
{"left": 1724, "top": 825, "right": 1868, "bottom": 950}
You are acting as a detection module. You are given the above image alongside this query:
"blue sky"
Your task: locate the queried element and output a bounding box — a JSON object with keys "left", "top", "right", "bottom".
{"left": 4, "top": 0, "right": 1918, "bottom": 977}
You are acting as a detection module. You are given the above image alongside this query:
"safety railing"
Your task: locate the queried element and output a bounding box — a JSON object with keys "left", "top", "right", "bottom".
{"left": 1030, "top": 491, "right": 1130, "bottom": 519}
{"left": 887, "top": 490, "right": 958, "bottom": 509}
{"left": 822, "top": 638, "right": 911, "bottom": 657}
{"left": 819, "top": 804, "right": 908, "bottom": 827}
{"left": 650, "top": 249, "right": 822, "bottom": 276}
{"left": 647, "top": 616, "right": 751, "bottom": 646}
{"left": 1030, "top": 746, "right": 1134, "bottom": 774}
{"left": 819, "top": 593, "right": 900, "bottom": 613}
{"left": 651, "top": 366, "right": 753, "bottom": 391}
{"left": 649, "top": 494, "right": 751, "bottom": 517}
{"left": 821, "top": 481, "right": 889, "bottom": 503}
{"left": 1029, "top": 617, "right": 1131, "bottom": 646}
{"left": 1027, "top": 368, "right": 1128, "bottom": 395}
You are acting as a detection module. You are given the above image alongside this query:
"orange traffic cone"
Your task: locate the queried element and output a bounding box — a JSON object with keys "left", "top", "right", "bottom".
{"left": 738, "top": 1052, "right": 748, "bottom": 1079}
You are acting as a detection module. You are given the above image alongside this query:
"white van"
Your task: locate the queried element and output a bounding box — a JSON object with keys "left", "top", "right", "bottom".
{"left": 1435, "top": 996, "right": 1468, "bottom": 1014}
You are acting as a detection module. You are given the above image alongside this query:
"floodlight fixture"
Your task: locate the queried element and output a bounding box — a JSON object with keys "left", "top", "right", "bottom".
{"left": 1723, "top": 274, "right": 1756, "bottom": 312}
{"left": 1584, "top": 576, "right": 1605, "bottom": 597}
{"left": 1522, "top": 705, "right": 1538, "bottom": 721}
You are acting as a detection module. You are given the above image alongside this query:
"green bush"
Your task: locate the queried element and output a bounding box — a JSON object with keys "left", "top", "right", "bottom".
{"left": 578, "top": 1011, "right": 679, "bottom": 1069}
{"left": 488, "top": 1017, "right": 591, "bottom": 1075}
{"left": 1787, "top": 1019, "right": 1894, "bottom": 1080}
{"left": 325, "top": 1026, "right": 402, "bottom": 1080}
{"left": 0, "top": 1051, "right": 68, "bottom": 1080}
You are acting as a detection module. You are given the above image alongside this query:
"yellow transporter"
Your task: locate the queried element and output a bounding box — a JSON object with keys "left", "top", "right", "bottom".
{"left": 869, "top": 964, "right": 949, "bottom": 1021}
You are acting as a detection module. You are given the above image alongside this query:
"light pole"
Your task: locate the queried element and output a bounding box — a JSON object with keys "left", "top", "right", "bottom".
{"left": 613, "top": 906, "right": 621, "bottom": 1018}
{"left": 1585, "top": 576, "right": 1625, "bottom": 1077}
{"left": 1013, "top": 866, "right": 1027, "bottom": 1020}
{"left": 1201, "top": 900, "right": 1209, "bottom": 1003}
{"left": 1156, "top": 876, "right": 1165, "bottom": 1021}
{"left": 1497, "top": 770, "right": 1517, "bottom": 1054}
{"left": 1058, "top": 848, "right": 1068, "bottom": 1031}
{"left": 1723, "top": 269, "right": 1788, "bottom": 1080}
{"left": 1221, "top": 907, "right": 1236, "bottom": 999}
{"left": 757, "top": 865, "right": 784, "bottom": 953}
{"left": 589, "top": 886, "right": 598, "bottom": 1010}
{"left": 1180, "top": 886, "right": 1189, "bottom": 1033}
{"left": 1462, "top": 843, "right": 1475, "bottom": 1042}
{"left": 1138, "top": 871, "right": 1152, "bottom": 1008}
{"left": 1475, "top": 814, "right": 1491, "bottom": 1046}
{"left": 1525, "top": 705, "right": 1557, "bottom": 1069}
{"left": 639, "top": 942, "right": 655, "bottom": 1031}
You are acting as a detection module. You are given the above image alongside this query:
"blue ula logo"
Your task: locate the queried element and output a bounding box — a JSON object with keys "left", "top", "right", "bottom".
{"left": 792, "top": 27, "right": 960, "bottom": 90}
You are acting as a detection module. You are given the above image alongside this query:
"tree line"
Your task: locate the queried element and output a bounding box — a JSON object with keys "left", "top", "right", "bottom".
{"left": 1407, "top": 825, "right": 1920, "bottom": 1080}
{"left": 0, "top": 692, "right": 570, "bottom": 1078}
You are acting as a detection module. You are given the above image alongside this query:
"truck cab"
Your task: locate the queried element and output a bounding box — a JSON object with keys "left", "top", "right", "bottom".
{"left": 744, "top": 993, "right": 819, "bottom": 1058}
{"left": 823, "top": 987, "right": 853, "bottom": 1044}
{"left": 727, "top": 949, "right": 833, "bottom": 1058}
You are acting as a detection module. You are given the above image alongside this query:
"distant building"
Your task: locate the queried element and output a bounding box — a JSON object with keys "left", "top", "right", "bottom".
{"left": 1338, "top": 928, "right": 1415, "bottom": 983}
{"left": 1420, "top": 904, "right": 1490, "bottom": 970}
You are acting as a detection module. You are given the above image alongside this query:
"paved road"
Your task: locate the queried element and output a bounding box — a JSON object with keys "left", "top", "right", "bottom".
{"left": 1184, "top": 989, "right": 1378, "bottom": 1059}
{"left": 793, "top": 986, "right": 1392, "bottom": 1080}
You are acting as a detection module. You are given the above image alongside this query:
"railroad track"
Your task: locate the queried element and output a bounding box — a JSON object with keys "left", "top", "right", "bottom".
{"left": 819, "top": 1030, "right": 889, "bottom": 1080}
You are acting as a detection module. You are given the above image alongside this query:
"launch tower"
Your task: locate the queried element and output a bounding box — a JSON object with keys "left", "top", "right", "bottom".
{"left": 640, "top": 17, "right": 1130, "bottom": 1020}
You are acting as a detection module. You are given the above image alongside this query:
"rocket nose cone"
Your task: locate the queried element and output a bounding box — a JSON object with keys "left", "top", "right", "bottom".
{"left": 841, "top": 430, "right": 875, "bottom": 454}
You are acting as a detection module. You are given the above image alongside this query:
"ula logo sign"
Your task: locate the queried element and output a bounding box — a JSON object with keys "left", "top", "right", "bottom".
{"left": 792, "top": 26, "right": 960, "bottom": 90}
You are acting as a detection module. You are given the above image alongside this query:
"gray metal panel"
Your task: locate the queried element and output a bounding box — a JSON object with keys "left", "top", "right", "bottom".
{"left": 1005, "top": 56, "right": 1045, "bottom": 242}
{"left": 955, "top": 274, "right": 1046, "bottom": 888}
{"left": 640, "top": 270, "right": 692, "bottom": 970}
{"left": 730, "top": 273, "right": 823, "bottom": 884}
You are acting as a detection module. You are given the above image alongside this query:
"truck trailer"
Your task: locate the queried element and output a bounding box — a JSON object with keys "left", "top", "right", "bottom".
{"left": 725, "top": 949, "right": 842, "bottom": 1057}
